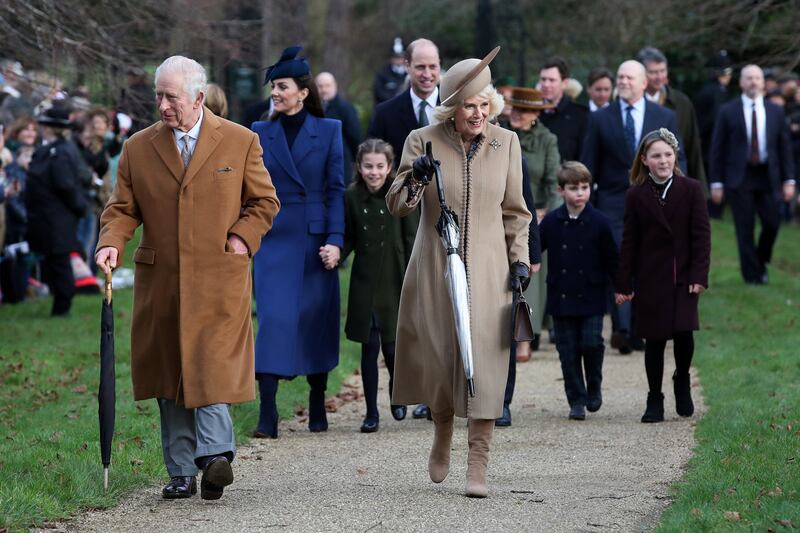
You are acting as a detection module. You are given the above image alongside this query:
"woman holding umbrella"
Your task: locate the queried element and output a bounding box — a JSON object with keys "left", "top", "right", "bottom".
{"left": 386, "top": 47, "right": 532, "bottom": 498}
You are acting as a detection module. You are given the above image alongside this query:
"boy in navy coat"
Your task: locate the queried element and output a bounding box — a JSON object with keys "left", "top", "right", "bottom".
{"left": 540, "top": 162, "right": 619, "bottom": 420}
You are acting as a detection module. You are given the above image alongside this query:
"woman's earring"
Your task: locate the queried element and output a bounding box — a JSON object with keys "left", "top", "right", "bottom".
{"left": 298, "top": 100, "right": 304, "bottom": 109}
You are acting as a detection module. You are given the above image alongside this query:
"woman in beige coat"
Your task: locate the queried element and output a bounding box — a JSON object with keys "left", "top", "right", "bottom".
{"left": 386, "top": 48, "right": 531, "bottom": 498}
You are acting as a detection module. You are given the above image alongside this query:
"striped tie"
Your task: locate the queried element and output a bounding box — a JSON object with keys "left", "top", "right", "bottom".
{"left": 180, "top": 136, "right": 192, "bottom": 169}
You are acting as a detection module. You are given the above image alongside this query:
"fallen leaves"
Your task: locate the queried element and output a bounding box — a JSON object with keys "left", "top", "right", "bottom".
{"left": 724, "top": 511, "right": 741, "bottom": 521}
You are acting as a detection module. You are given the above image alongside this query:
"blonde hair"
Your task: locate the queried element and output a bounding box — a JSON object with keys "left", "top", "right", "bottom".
{"left": 629, "top": 128, "right": 684, "bottom": 185}
{"left": 432, "top": 83, "right": 505, "bottom": 124}
{"left": 205, "top": 83, "right": 229, "bottom": 118}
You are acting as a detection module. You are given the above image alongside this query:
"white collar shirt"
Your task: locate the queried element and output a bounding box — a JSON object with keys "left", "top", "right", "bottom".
{"left": 620, "top": 96, "right": 646, "bottom": 148}
{"left": 173, "top": 107, "right": 204, "bottom": 155}
{"left": 589, "top": 100, "right": 609, "bottom": 112}
{"left": 741, "top": 94, "right": 767, "bottom": 163}
{"left": 409, "top": 87, "right": 438, "bottom": 126}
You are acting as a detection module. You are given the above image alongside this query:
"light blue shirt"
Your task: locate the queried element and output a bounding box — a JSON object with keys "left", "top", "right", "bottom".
{"left": 741, "top": 94, "right": 767, "bottom": 163}
{"left": 619, "top": 96, "right": 645, "bottom": 149}
{"left": 409, "top": 87, "right": 438, "bottom": 126}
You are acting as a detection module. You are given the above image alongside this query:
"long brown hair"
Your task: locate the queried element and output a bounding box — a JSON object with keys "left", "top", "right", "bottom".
{"left": 351, "top": 138, "right": 395, "bottom": 189}
{"left": 629, "top": 128, "right": 684, "bottom": 185}
{"left": 269, "top": 74, "right": 325, "bottom": 120}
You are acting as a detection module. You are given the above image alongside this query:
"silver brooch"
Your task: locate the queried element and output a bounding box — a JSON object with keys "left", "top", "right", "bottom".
{"left": 489, "top": 138, "right": 501, "bottom": 150}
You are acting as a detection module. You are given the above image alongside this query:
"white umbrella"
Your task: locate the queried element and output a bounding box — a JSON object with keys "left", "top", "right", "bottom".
{"left": 428, "top": 142, "right": 476, "bottom": 397}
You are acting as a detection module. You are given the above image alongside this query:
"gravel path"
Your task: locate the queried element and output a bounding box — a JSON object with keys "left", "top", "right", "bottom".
{"left": 58, "top": 332, "right": 703, "bottom": 533}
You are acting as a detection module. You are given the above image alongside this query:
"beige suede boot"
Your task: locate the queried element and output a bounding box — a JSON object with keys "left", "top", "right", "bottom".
{"left": 428, "top": 409, "right": 454, "bottom": 483}
{"left": 465, "top": 418, "right": 494, "bottom": 497}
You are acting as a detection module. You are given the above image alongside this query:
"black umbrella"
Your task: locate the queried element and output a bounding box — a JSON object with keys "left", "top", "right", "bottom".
{"left": 98, "top": 267, "right": 115, "bottom": 490}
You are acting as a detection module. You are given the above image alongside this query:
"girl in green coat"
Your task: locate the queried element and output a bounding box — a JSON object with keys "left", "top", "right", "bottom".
{"left": 342, "top": 139, "right": 419, "bottom": 433}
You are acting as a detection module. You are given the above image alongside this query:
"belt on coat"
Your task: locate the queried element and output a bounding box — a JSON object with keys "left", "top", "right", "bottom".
{"left": 277, "top": 191, "right": 327, "bottom": 205}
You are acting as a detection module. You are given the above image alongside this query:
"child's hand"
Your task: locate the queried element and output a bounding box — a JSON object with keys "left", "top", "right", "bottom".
{"left": 319, "top": 244, "right": 341, "bottom": 270}
{"left": 615, "top": 292, "right": 633, "bottom": 305}
{"left": 530, "top": 262, "right": 541, "bottom": 274}
{"left": 688, "top": 284, "right": 705, "bottom": 295}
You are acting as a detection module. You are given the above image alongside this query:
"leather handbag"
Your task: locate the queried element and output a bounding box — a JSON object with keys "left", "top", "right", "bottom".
{"left": 512, "top": 287, "right": 534, "bottom": 362}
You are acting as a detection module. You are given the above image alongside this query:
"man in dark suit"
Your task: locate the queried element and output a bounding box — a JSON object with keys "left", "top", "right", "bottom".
{"left": 581, "top": 59, "right": 685, "bottom": 354}
{"left": 316, "top": 72, "right": 362, "bottom": 182}
{"left": 368, "top": 38, "right": 440, "bottom": 169}
{"left": 709, "top": 64, "right": 796, "bottom": 284}
{"left": 638, "top": 47, "right": 707, "bottom": 189}
{"left": 373, "top": 38, "right": 408, "bottom": 105}
{"left": 539, "top": 56, "right": 589, "bottom": 162}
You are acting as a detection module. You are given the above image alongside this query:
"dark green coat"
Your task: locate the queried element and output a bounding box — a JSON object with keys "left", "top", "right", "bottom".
{"left": 343, "top": 180, "right": 418, "bottom": 343}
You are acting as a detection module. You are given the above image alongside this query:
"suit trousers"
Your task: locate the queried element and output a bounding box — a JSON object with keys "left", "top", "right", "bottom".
{"left": 594, "top": 192, "right": 632, "bottom": 335}
{"left": 725, "top": 164, "right": 781, "bottom": 283}
{"left": 157, "top": 399, "right": 235, "bottom": 477}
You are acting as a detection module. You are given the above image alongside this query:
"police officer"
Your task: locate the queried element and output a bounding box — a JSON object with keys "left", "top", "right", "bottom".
{"left": 25, "top": 105, "right": 88, "bottom": 316}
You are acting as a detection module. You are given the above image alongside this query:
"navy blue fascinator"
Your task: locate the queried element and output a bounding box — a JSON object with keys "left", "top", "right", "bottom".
{"left": 264, "top": 46, "right": 310, "bottom": 84}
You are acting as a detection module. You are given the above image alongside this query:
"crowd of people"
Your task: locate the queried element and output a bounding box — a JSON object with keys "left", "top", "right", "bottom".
{"left": 2, "top": 36, "right": 797, "bottom": 500}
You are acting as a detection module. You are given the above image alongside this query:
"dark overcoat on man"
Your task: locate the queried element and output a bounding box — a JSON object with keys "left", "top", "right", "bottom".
{"left": 324, "top": 94, "right": 362, "bottom": 182}
{"left": 342, "top": 180, "right": 418, "bottom": 343}
{"left": 539, "top": 95, "right": 589, "bottom": 162}
{"left": 615, "top": 176, "right": 711, "bottom": 340}
{"left": 367, "top": 89, "right": 439, "bottom": 168}
{"left": 97, "top": 107, "right": 280, "bottom": 409}
{"left": 539, "top": 203, "right": 618, "bottom": 318}
{"left": 661, "top": 86, "right": 707, "bottom": 189}
{"left": 694, "top": 79, "right": 731, "bottom": 166}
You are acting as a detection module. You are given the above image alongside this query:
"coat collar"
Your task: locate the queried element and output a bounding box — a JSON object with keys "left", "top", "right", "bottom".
{"left": 264, "top": 114, "right": 320, "bottom": 188}
{"left": 150, "top": 106, "right": 223, "bottom": 187}
{"left": 636, "top": 174, "right": 690, "bottom": 233}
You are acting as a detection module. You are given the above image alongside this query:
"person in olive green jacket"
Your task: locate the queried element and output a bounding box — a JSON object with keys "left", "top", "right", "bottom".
{"left": 340, "top": 139, "right": 419, "bottom": 433}
{"left": 508, "top": 87, "right": 562, "bottom": 350}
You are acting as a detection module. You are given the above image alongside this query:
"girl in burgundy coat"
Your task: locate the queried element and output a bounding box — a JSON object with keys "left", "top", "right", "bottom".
{"left": 615, "top": 128, "right": 711, "bottom": 423}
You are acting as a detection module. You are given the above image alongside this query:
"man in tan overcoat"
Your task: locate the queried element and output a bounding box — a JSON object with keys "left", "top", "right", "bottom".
{"left": 95, "top": 56, "right": 279, "bottom": 501}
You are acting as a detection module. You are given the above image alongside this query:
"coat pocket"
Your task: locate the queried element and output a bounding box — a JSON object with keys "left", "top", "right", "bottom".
{"left": 134, "top": 247, "right": 155, "bottom": 264}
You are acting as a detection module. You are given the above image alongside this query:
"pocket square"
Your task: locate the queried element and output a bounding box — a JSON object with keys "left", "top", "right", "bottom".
{"left": 216, "top": 166, "right": 234, "bottom": 172}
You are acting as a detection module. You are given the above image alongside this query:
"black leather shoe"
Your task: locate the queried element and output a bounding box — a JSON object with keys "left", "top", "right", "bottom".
{"left": 162, "top": 476, "right": 196, "bottom": 499}
{"left": 568, "top": 405, "right": 586, "bottom": 420}
{"left": 673, "top": 371, "right": 694, "bottom": 417}
{"left": 252, "top": 429, "right": 278, "bottom": 439}
{"left": 391, "top": 405, "right": 407, "bottom": 421}
{"left": 412, "top": 404, "right": 430, "bottom": 419}
{"left": 200, "top": 456, "right": 233, "bottom": 500}
{"left": 641, "top": 392, "right": 665, "bottom": 423}
{"left": 611, "top": 332, "right": 632, "bottom": 355}
{"left": 531, "top": 333, "right": 541, "bottom": 352}
{"left": 360, "top": 416, "right": 379, "bottom": 433}
{"left": 495, "top": 404, "right": 512, "bottom": 427}
{"left": 587, "top": 391, "right": 602, "bottom": 413}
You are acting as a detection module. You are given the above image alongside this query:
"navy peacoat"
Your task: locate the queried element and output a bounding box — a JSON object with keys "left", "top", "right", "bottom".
{"left": 615, "top": 175, "right": 711, "bottom": 340}
{"left": 539, "top": 203, "right": 619, "bottom": 317}
{"left": 252, "top": 114, "right": 345, "bottom": 376}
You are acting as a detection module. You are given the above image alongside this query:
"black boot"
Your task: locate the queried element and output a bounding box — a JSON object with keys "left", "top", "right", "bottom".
{"left": 308, "top": 373, "right": 328, "bottom": 432}
{"left": 673, "top": 371, "right": 694, "bottom": 417}
{"left": 254, "top": 374, "right": 279, "bottom": 438}
{"left": 641, "top": 392, "right": 664, "bottom": 423}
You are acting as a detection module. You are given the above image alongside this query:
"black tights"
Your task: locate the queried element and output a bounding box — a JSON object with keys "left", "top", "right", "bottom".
{"left": 255, "top": 372, "right": 328, "bottom": 435}
{"left": 361, "top": 325, "right": 396, "bottom": 419}
{"left": 644, "top": 331, "right": 694, "bottom": 394}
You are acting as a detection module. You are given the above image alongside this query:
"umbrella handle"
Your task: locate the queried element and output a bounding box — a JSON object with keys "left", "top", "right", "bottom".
{"left": 104, "top": 262, "right": 113, "bottom": 304}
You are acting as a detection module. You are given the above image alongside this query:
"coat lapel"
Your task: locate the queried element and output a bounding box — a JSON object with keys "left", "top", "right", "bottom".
{"left": 182, "top": 107, "right": 223, "bottom": 189}
{"left": 639, "top": 181, "right": 673, "bottom": 234}
{"left": 290, "top": 114, "right": 318, "bottom": 168}
{"left": 150, "top": 122, "right": 184, "bottom": 184}
{"left": 266, "top": 121, "right": 304, "bottom": 188}
{"left": 400, "top": 91, "right": 420, "bottom": 135}
{"left": 608, "top": 100, "right": 631, "bottom": 158}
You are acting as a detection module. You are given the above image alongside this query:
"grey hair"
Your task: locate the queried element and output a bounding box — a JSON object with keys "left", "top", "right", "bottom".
{"left": 637, "top": 46, "right": 668, "bottom": 66}
{"left": 154, "top": 56, "right": 207, "bottom": 102}
{"left": 432, "top": 83, "right": 505, "bottom": 124}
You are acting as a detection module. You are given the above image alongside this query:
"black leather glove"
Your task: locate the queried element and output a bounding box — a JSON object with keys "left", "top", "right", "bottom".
{"left": 411, "top": 154, "right": 436, "bottom": 184}
{"left": 510, "top": 261, "right": 531, "bottom": 292}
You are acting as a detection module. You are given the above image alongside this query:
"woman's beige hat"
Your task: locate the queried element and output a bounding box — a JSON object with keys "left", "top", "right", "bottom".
{"left": 440, "top": 46, "right": 501, "bottom": 106}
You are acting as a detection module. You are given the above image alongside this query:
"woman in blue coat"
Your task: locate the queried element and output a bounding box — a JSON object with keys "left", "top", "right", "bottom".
{"left": 251, "top": 47, "right": 345, "bottom": 438}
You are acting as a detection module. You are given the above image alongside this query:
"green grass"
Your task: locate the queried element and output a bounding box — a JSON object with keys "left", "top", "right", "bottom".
{"left": 0, "top": 233, "right": 360, "bottom": 530}
{"left": 658, "top": 219, "right": 800, "bottom": 531}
